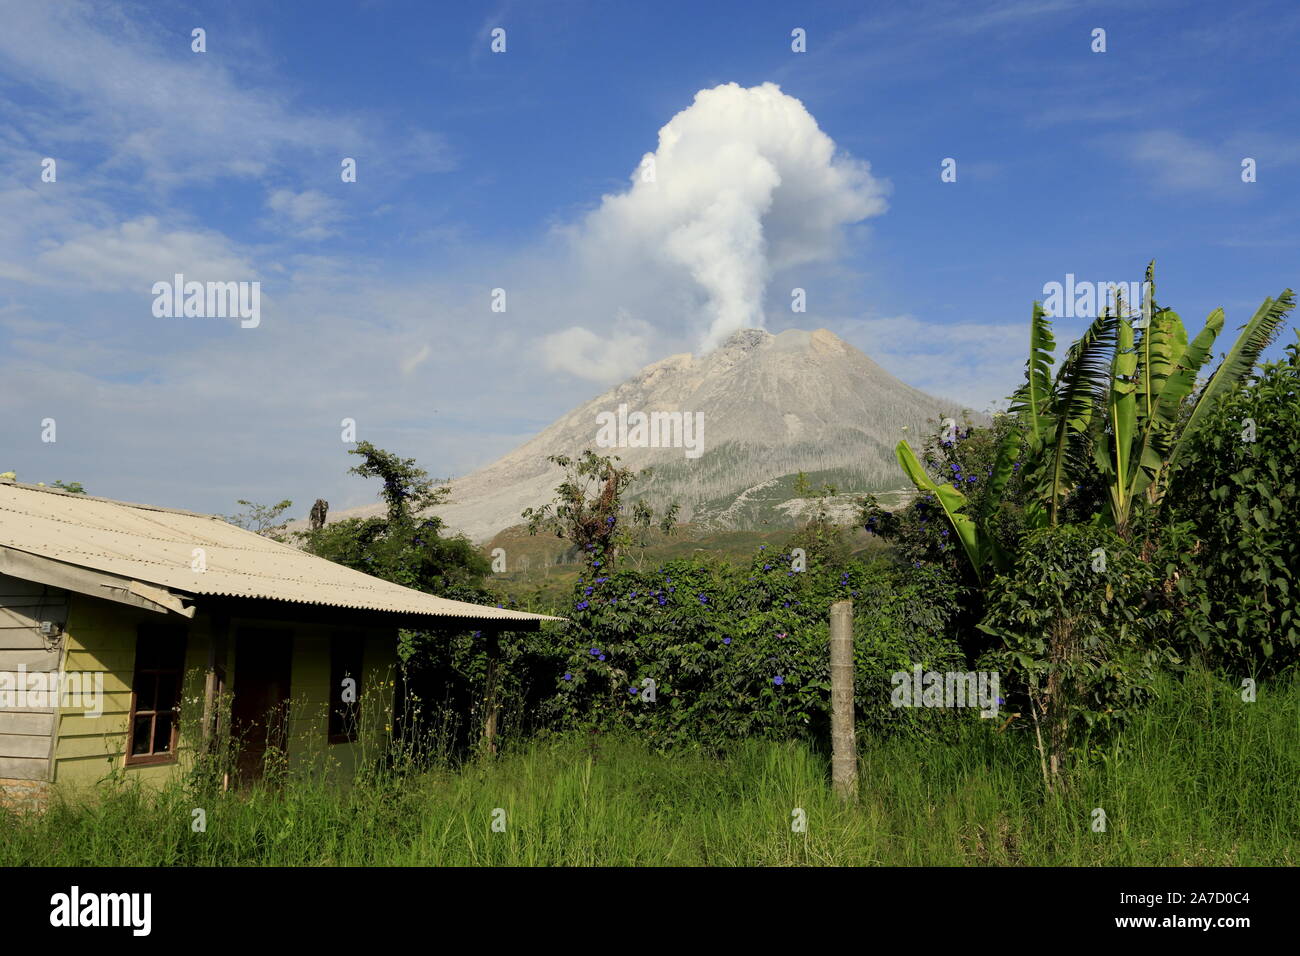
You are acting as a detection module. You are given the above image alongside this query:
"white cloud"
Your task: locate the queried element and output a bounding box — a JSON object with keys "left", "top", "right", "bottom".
{"left": 568, "top": 82, "right": 888, "bottom": 353}
{"left": 1130, "top": 130, "right": 1227, "bottom": 192}
{"left": 847, "top": 314, "right": 1025, "bottom": 411}
{"left": 1128, "top": 129, "right": 1300, "bottom": 194}
{"left": 36, "top": 216, "right": 258, "bottom": 291}
{"left": 401, "top": 344, "right": 432, "bottom": 375}
{"left": 0, "top": 2, "right": 450, "bottom": 188}
{"left": 265, "top": 189, "right": 344, "bottom": 241}
{"left": 542, "top": 311, "right": 653, "bottom": 383}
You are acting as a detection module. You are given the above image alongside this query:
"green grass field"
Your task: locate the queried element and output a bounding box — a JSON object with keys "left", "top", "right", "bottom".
{"left": 4, "top": 668, "right": 1296, "bottom": 866}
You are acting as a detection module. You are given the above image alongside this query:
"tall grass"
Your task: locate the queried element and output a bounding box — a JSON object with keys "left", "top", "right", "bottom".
{"left": 4, "top": 668, "right": 1296, "bottom": 865}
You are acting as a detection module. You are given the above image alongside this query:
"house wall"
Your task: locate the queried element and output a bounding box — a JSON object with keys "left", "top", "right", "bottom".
{"left": 44, "top": 597, "right": 399, "bottom": 795}
{"left": 0, "top": 573, "right": 69, "bottom": 809}
{"left": 276, "top": 628, "right": 398, "bottom": 782}
{"left": 51, "top": 597, "right": 212, "bottom": 793}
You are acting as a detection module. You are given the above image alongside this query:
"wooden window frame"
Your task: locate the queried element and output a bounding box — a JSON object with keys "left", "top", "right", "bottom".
{"left": 328, "top": 632, "right": 364, "bottom": 745}
{"left": 125, "top": 623, "right": 188, "bottom": 767}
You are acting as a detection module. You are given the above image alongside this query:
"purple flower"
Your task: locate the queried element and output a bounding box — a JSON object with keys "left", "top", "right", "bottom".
{"left": 773, "top": 675, "right": 784, "bottom": 686}
{"left": 563, "top": 673, "right": 573, "bottom": 681}
{"left": 723, "top": 637, "right": 731, "bottom": 645}
{"left": 598, "top": 654, "right": 605, "bottom": 661}
{"left": 629, "top": 686, "right": 639, "bottom": 695}
{"left": 589, "top": 647, "right": 600, "bottom": 656}
{"left": 575, "top": 600, "right": 589, "bottom": 610}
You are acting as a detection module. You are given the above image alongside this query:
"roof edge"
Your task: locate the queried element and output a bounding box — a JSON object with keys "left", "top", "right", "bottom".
{"left": 0, "top": 480, "right": 227, "bottom": 521}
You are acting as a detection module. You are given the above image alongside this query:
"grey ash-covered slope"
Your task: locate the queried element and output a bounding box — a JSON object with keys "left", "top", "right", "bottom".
{"left": 338, "top": 328, "right": 971, "bottom": 542}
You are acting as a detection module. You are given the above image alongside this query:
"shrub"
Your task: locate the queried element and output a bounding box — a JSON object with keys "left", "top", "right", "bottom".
{"left": 978, "top": 524, "right": 1174, "bottom": 788}
{"left": 1158, "top": 336, "right": 1300, "bottom": 676}
{"left": 535, "top": 550, "right": 967, "bottom": 752}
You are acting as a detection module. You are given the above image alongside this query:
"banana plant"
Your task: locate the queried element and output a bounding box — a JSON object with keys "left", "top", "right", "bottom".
{"left": 893, "top": 263, "right": 1295, "bottom": 580}
{"left": 892, "top": 302, "right": 1058, "bottom": 584}
{"left": 1094, "top": 263, "right": 1295, "bottom": 533}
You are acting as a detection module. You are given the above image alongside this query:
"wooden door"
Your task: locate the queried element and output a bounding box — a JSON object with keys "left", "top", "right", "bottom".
{"left": 230, "top": 628, "right": 292, "bottom": 784}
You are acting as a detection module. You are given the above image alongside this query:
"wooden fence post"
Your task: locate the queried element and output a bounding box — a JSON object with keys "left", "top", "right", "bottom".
{"left": 481, "top": 630, "right": 501, "bottom": 756}
{"left": 829, "top": 600, "right": 857, "bottom": 803}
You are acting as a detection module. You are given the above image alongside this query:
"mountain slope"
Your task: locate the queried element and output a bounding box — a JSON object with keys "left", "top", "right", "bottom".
{"left": 337, "top": 328, "right": 972, "bottom": 542}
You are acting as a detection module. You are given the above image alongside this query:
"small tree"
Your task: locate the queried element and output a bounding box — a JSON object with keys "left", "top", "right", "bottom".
{"left": 522, "top": 450, "right": 679, "bottom": 572}
{"left": 979, "top": 524, "right": 1170, "bottom": 792}
{"left": 226, "top": 498, "right": 294, "bottom": 540}
{"left": 297, "top": 441, "right": 488, "bottom": 594}
{"left": 788, "top": 471, "right": 847, "bottom": 567}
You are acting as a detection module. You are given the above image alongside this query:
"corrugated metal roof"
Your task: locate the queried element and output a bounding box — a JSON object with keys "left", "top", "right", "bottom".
{"left": 0, "top": 482, "right": 562, "bottom": 624}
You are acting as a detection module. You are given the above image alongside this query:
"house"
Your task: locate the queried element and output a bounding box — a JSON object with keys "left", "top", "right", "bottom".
{"left": 0, "top": 479, "right": 559, "bottom": 808}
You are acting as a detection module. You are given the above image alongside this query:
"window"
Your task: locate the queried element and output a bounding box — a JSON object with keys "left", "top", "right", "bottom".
{"left": 328, "top": 634, "right": 364, "bottom": 744}
{"left": 126, "top": 624, "right": 188, "bottom": 765}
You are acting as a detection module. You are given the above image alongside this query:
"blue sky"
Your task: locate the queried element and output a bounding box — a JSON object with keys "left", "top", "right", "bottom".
{"left": 2, "top": 0, "right": 1298, "bottom": 517}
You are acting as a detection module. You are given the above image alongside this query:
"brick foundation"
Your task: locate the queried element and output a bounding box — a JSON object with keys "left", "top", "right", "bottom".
{"left": 0, "top": 777, "right": 50, "bottom": 813}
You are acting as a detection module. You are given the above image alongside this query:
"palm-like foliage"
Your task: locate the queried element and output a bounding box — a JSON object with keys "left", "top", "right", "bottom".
{"left": 893, "top": 263, "right": 1295, "bottom": 580}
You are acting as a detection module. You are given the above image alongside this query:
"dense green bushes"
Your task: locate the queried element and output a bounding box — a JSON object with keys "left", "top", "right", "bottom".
{"left": 1160, "top": 336, "right": 1300, "bottom": 675}
{"left": 529, "top": 552, "right": 967, "bottom": 751}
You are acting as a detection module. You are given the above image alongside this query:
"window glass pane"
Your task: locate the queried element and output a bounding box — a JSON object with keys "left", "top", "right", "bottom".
{"left": 129, "top": 624, "right": 188, "bottom": 762}
{"left": 156, "top": 672, "right": 180, "bottom": 713}
{"left": 153, "top": 714, "right": 174, "bottom": 754}
{"left": 131, "top": 715, "right": 153, "bottom": 756}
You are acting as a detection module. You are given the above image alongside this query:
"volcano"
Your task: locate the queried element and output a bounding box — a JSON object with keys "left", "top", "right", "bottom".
{"left": 337, "top": 328, "right": 971, "bottom": 542}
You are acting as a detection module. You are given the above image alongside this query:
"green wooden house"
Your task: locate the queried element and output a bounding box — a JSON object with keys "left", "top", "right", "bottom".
{"left": 0, "top": 480, "right": 556, "bottom": 808}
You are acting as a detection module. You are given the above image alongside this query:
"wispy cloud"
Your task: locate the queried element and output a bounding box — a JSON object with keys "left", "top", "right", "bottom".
{"left": 846, "top": 314, "right": 1025, "bottom": 412}
{"left": 1128, "top": 128, "right": 1300, "bottom": 194}
{"left": 0, "top": 1, "right": 450, "bottom": 190}
{"left": 264, "top": 189, "right": 345, "bottom": 241}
